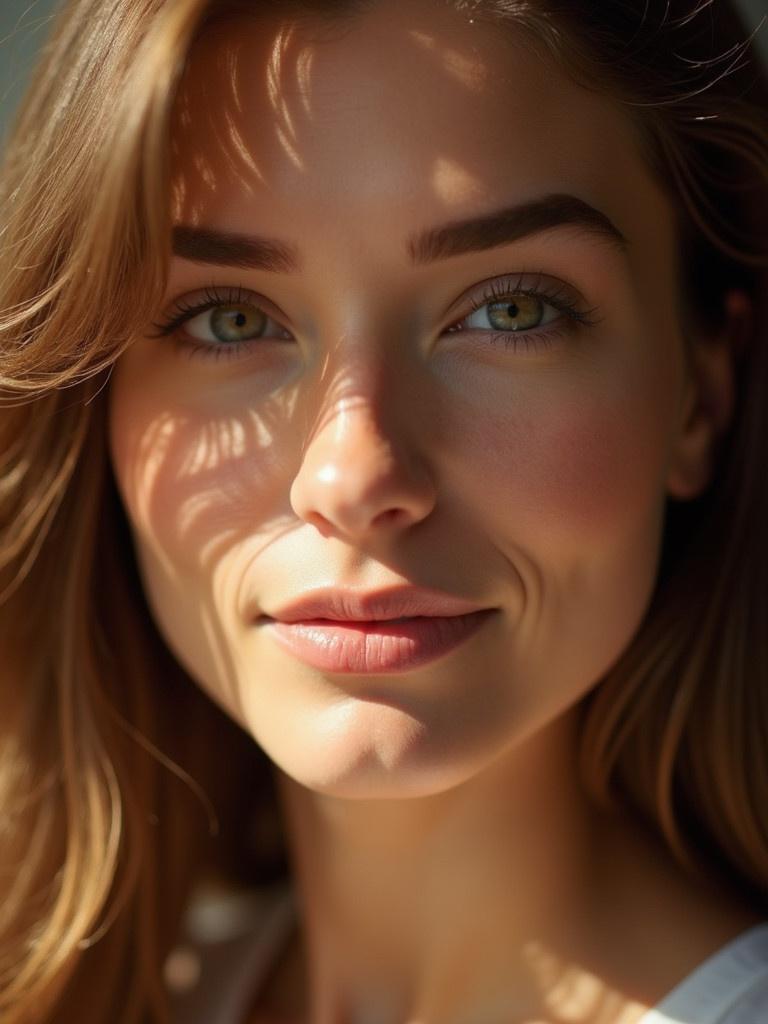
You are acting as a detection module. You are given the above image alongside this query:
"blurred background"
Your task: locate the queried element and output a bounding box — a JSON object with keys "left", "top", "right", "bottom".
{"left": 0, "top": 0, "right": 766, "bottom": 143}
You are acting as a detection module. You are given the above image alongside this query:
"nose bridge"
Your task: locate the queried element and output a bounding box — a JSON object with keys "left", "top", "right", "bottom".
{"left": 309, "top": 345, "right": 396, "bottom": 444}
{"left": 289, "top": 340, "right": 436, "bottom": 538}
{"left": 306, "top": 384, "right": 400, "bottom": 478}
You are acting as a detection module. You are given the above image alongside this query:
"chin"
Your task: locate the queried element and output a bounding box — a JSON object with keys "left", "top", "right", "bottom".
{"left": 259, "top": 700, "right": 499, "bottom": 802}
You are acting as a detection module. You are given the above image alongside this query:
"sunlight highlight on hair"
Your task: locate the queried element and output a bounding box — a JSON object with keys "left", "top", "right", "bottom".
{"left": 0, "top": 0, "right": 765, "bottom": 1020}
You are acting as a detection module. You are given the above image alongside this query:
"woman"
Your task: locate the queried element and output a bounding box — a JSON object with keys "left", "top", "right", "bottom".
{"left": 0, "top": 0, "right": 767, "bottom": 1021}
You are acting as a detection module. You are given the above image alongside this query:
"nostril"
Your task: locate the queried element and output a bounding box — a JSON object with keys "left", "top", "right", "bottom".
{"left": 375, "top": 508, "right": 406, "bottom": 524}
{"left": 305, "top": 512, "right": 333, "bottom": 536}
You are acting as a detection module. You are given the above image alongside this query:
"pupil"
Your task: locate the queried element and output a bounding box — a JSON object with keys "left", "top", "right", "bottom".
{"left": 487, "top": 294, "right": 541, "bottom": 331}
{"left": 210, "top": 303, "right": 267, "bottom": 343}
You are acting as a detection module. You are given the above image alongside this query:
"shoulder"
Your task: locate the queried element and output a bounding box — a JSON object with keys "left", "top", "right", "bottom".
{"left": 719, "top": 925, "right": 768, "bottom": 1023}
{"left": 646, "top": 923, "right": 768, "bottom": 1024}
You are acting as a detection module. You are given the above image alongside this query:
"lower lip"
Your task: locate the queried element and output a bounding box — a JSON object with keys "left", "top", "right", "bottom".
{"left": 261, "top": 611, "right": 496, "bottom": 674}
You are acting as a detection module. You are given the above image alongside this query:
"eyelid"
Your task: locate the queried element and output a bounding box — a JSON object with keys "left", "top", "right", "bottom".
{"left": 150, "top": 283, "right": 292, "bottom": 338}
{"left": 150, "top": 272, "right": 598, "bottom": 348}
{"left": 443, "top": 270, "right": 587, "bottom": 324}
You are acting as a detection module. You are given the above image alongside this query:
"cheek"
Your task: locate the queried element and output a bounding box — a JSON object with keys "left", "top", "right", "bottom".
{"left": 528, "top": 400, "right": 660, "bottom": 539}
{"left": 457, "top": 366, "right": 677, "bottom": 555}
{"left": 108, "top": 380, "right": 284, "bottom": 575}
{"left": 444, "top": 364, "right": 678, "bottom": 696}
{"left": 107, "top": 370, "right": 280, "bottom": 698}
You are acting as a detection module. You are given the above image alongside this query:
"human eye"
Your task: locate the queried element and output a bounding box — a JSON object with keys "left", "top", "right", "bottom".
{"left": 444, "top": 272, "right": 601, "bottom": 354}
{"left": 148, "top": 285, "right": 294, "bottom": 362}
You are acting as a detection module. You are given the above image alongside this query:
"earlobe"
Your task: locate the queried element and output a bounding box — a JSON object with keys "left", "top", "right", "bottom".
{"left": 665, "top": 289, "right": 751, "bottom": 501}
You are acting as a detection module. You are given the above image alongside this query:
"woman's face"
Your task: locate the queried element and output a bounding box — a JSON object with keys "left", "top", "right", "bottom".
{"left": 108, "top": 0, "right": 701, "bottom": 797}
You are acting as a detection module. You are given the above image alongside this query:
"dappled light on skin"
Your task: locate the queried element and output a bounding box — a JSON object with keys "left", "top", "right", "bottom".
{"left": 213, "top": 39, "right": 268, "bottom": 193}
{"left": 431, "top": 156, "right": 486, "bottom": 206}
{"left": 143, "top": 412, "right": 280, "bottom": 561}
{"left": 222, "top": 109, "right": 267, "bottom": 189}
{"left": 169, "top": 101, "right": 191, "bottom": 222}
{"left": 126, "top": 387, "right": 436, "bottom": 692}
{"left": 170, "top": 172, "right": 187, "bottom": 224}
{"left": 112, "top": 0, "right": 684, "bottom": 790}
{"left": 129, "top": 412, "right": 182, "bottom": 582}
{"left": 296, "top": 45, "right": 315, "bottom": 117}
{"left": 197, "top": 524, "right": 240, "bottom": 569}
{"left": 118, "top": 338, "right": 437, "bottom": 584}
{"left": 408, "top": 28, "right": 489, "bottom": 91}
{"left": 102, "top": 2, "right": 763, "bottom": 1017}
{"left": 192, "top": 152, "right": 217, "bottom": 192}
{"left": 120, "top": 327, "right": 432, "bottom": 572}
{"left": 171, "top": 85, "right": 220, "bottom": 208}
{"left": 286, "top": 340, "right": 442, "bottom": 538}
{"left": 176, "top": 489, "right": 235, "bottom": 542}
{"left": 171, "top": 40, "right": 267, "bottom": 217}
{"left": 215, "top": 36, "right": 268, "bottom": 190}
{"left": 176, "top": 417, "right": 248, "bottom": 477}
{"left": 111, "top": 398, "right": 303, "bottom": 724}
{"left": 266, "top": 23, "right": 305, "bottom": 172}
{"left": 521, "top": 940, "right": 657, "bottom": 1024}
{"left": 274, "top": 115, "right": 303, "bottom": 173}
{"left": 169, "top": 4, "right": 497, "bottom": 210}
{"left": 224, "top": 41, "right": 243, "bottom": 116}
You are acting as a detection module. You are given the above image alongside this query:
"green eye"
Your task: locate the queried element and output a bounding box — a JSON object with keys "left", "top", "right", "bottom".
{"left": 150, "top": 286, "right": 295, "bottom": 360}
{"left": 199, "top": 304, "right": 268, "bottom": 343}
{"left": 485, "top": 295, "right": 544, "bottom": 331}
{"left": 466, "top": 291, "right": 558, "bottom": 333}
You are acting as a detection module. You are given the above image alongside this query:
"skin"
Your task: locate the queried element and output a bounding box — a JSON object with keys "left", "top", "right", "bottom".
{"left": 107, "top": 2, "right": 759, "bottom": 1021}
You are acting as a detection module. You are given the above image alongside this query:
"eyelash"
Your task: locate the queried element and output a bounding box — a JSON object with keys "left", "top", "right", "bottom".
{"left": 149, "top": 275, "right": 601, "bottom": 363}
{"left": 149, "top": 285, "right": 260, "bottom": 362}
{"left": 448, "top": 272, "right": 600, "bottom": 351}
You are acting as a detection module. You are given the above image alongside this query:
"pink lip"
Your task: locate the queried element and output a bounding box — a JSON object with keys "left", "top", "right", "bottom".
{"left": 263, "top": 585, "right": 488, "bottom": 624}
{"left": 260, "top": 610, "right": 496, "bottom": 674}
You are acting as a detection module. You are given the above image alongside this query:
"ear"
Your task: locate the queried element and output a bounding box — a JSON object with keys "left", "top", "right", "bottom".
{"left": 665, "top": 289, "right": 752, "bottom": 501}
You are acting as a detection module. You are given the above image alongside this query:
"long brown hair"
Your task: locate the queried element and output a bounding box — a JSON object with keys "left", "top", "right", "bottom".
{"left": 0, "top": 1, "right": 766, "bottom": 1020}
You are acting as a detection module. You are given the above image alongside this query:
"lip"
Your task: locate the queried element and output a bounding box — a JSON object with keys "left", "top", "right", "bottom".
{"left": 263, "top": 585, "right": 489, "bottom": 623}
{"left": 259, "top": 610, "right": 497, "bottom": 675}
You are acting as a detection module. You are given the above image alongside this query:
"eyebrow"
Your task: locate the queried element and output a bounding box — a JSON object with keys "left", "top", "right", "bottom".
{"left": 408, "top": 193, "right": 627, "bottom": 264}
{"left": 171, "top": 193, "right": 627, "bottom": 271}
{"left": 172, "top": 225, "right": 298, "bottom": 273}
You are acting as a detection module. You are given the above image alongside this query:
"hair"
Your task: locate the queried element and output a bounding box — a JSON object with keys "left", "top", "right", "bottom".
{"left": 0, "top": 0, "right": 766, "bottom": 1019}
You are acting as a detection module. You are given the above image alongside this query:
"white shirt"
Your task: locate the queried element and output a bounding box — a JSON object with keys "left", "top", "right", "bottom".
{"left": 639, "top": 923, "right": 768, "bottom": 1024}
{"left": 165, "top": 881, "right": 768, "bottom": 1024}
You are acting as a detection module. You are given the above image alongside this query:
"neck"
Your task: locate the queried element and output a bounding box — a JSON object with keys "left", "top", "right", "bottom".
{"left": 272, "top": 706, "right": 670, "bottom": 1023}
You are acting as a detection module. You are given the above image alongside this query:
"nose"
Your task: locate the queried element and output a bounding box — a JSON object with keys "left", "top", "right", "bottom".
{"left": 289, "top": 395, "right": 437, "bottom": 540}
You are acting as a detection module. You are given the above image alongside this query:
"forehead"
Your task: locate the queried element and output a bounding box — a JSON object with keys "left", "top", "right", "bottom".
{"left": 169, "top": 0, "right": 673, "bottom": 272}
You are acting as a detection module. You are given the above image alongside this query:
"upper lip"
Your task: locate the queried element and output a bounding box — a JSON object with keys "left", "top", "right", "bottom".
{"left": 263, "top": 586, "right": 490, "bottom": 623}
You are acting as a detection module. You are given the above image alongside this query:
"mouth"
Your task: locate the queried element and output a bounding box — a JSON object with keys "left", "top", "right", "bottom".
{"left": 259, "top": 609, "right": 497, "bottom": 674}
